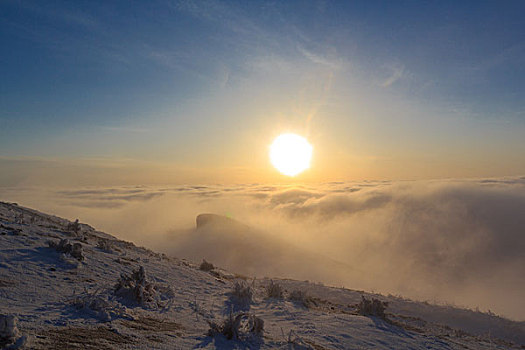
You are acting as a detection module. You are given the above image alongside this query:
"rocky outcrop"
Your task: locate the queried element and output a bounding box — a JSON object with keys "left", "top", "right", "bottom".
{"left": 196, "top": 213, "right": 249, "bottom": 231}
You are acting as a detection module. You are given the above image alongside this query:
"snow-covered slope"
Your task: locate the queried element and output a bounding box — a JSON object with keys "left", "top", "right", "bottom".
{"left": 0, "top": 201, "right": 523, "bottom": 349}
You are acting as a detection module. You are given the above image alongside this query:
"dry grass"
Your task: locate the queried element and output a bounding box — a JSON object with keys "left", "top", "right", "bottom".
{"left": 119, "top": 316, "right": 183, "bottom": 335}
{"left": 36, "top": 326, "right": 133, "bottom": 350}
{"left": 357, "top": 296, "right": 388, "bottom": 318}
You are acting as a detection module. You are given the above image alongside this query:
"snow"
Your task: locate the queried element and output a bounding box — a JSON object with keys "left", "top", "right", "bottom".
{"left": 0, "top": 201, "right": 523, "bottom": 349}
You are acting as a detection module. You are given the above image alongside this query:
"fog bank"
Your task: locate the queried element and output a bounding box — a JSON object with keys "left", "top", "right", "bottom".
{"left": 1, "top": 176, "right": 524, "bottom": 320}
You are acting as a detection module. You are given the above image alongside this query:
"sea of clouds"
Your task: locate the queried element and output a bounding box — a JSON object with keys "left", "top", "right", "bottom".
{"left": 1, "top": 176, "right": 524, "bottom": 320}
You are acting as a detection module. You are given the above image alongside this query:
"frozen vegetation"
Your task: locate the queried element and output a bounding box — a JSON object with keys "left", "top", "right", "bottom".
{"left": 264, "top": 280, "right": 284, "bottom": 299}
{"left": 0, "top": 201, "right": 524, "bottom": 349}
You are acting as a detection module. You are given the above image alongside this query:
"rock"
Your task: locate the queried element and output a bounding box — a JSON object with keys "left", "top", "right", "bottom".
{"left": 199, "top": 259, "right": 214, "bottom": 272}
{"left": 196, "top": 214, "right": 249, "bottom": 231}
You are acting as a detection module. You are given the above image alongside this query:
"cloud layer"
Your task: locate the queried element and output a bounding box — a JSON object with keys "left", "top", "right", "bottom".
{"left": 1, "top": 177, "right": 524, "bottom": 320}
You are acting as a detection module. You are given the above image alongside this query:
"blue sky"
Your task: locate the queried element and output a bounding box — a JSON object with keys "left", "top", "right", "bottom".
{"left": 1, "top": 0, "right": 525, "bottom": 184}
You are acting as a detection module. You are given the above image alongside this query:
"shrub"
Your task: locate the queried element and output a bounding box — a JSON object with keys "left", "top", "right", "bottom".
{"left": 96, "top": 239, "right": 113, "bottom": 252}
{"left": 289, "top": 289, "right": 317, "bottom": 308}
{"left": 72, "top": 291, "right": 128, "bottom": 322}
{"left": 231, "top": 281, "right": 253, "bottom": 306}
{"left": 114, "top": 266, "right": 154, "bottom": 306}
{"left": 14, "top": 213, "right": 24, "bottom": 225}
{"left": 67, "top": 219, "right": 81, "bottom": 235}
{"left": 0, "top": 315, "right": 27, "bottom": 349}
{"left": 0, "top": 315, "right": 18, "bottom": 347}
{"left": 48, "top": 239, "right": 84, "bottom": 261}
{"left": 114, "top": 266, "right": 173, "bottom": 308}
{"left": 199, "top": 259, "right": 214, "bottom": 272}
{"left": 207, "top": 311, "right": 264, "bottom": 340}
{"left": 265, "top": 280, "right": 283, "bottom": 299}
{"left": 357, "top": 296, "right": 388, "bottom": 318}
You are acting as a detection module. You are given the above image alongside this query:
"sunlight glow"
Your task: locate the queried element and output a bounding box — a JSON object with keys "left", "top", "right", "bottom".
{"left": 269, "top": 133, "right": 313, "bottom": 176}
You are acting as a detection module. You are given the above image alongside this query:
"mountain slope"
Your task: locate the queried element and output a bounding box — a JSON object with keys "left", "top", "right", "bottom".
{"left": 0, "top": 201, "right": 523, "bottom": 349}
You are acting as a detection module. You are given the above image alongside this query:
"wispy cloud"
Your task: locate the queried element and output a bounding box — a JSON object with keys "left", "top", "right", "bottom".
{"left": 297, "top": 45, "right": 343, "bottom": 69}
{"left": 380, "top": 64, "right": 405, "bottom": 87}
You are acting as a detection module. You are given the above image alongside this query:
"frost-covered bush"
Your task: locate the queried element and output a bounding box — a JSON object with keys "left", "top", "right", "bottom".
{"left": 114, "top": 266, "right": 154, "bottom": 306}
{"left": 14, "top": 213, "right": 24, "bottom": 225}
{"left": 231, "top": 281, "right": 253, "bottom": 306}
{"left": 0, "top": 315, "right": 18, "bottom": 344}
{"left": 48, "top": 238, "right": 84, "bottom": 261}
{"left": 67, "top": 219, "right": 81, "bottom": 235}
{"left": 289, "top": 289, "right": 317, "bottom": 308}
{"left": 114, "top": 266, "right": 173, "bottom": 308}
{"left": 265, "top": 280, "right": 283, "bottom": 299}
{"left": 207, "top": 311, "right": 264, "bottom": 340}
{"left": 199, "top": 259, "right": 214, "bottom": 272}
{"left": 72, "top": 291, "right": 128, "bottom": 322}
{"left": 357, "top": 296, "right": 388, "bottom": 318}
{"left": 0, "top": 315, "right": 26, "bottom": 349}
{"left": 96, "top": 239, "right": 113, "bottom": 253}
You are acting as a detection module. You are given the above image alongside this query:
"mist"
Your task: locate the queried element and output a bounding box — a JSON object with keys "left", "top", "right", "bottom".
{"left": 1, "top": 176, "right": 524, "bottom": 320}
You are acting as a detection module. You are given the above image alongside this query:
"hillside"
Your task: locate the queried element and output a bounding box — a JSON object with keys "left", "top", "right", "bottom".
{"left": 0, "top": 201, "right": 523, "bottom": 349}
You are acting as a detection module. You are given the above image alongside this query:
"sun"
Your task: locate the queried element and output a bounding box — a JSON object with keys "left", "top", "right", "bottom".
{"left": 269, "top": 133, "right": 313, "bottom": 176}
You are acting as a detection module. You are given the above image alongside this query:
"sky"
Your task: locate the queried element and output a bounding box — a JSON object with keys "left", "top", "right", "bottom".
{"left": 1, "top": 1, "right": 525, "bottom": 321}
{"left": 1, "top": 0, "right": 525, "bottom": 185}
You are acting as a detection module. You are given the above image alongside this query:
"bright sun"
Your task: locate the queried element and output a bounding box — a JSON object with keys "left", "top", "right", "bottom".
{"left": 270, "top": 133, "right": 313, "bottom": 176}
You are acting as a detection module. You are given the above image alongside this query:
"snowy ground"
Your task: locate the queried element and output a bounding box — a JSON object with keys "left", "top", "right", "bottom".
{"left": 0, "top": 201, "right": 523, "bottom": 349}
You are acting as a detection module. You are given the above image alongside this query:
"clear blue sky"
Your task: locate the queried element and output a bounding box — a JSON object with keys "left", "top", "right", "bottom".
{"left": 1, "top": 0, "right": 525, "bottom": 185}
